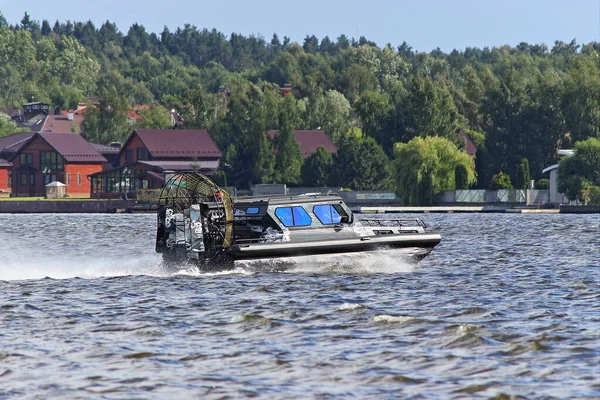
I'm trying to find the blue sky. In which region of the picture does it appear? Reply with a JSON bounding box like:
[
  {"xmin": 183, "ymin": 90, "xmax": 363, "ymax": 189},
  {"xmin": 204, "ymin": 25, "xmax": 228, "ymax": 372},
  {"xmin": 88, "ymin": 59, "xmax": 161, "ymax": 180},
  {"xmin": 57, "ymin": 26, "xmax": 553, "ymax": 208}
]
[{"xmin": 0, "ymin": 0, "xmax": 598, "ymax": 52}]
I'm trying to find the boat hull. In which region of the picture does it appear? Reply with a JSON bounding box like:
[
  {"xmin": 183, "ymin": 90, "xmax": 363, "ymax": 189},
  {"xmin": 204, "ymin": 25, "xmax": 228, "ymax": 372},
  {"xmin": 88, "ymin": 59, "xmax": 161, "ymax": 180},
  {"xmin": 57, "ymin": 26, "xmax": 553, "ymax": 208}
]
[{"xmin": 227, "ymin": 233, "xmax": 442, "ymax": 260}]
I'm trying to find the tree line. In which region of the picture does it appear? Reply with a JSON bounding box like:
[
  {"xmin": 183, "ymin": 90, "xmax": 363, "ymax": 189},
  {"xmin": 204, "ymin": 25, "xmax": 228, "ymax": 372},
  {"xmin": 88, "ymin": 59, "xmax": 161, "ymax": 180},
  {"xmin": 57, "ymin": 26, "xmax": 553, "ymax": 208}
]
[{"xmin": 0, "ymin": 11, "xmax": 598, "ymax": 203}]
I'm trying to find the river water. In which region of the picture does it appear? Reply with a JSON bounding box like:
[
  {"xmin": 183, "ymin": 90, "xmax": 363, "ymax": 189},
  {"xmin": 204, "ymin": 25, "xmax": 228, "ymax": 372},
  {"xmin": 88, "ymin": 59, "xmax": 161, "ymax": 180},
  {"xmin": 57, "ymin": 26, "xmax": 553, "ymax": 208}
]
[{"xmin": 0, "ymin": 212, "xmax": 598, "ymax": 399}]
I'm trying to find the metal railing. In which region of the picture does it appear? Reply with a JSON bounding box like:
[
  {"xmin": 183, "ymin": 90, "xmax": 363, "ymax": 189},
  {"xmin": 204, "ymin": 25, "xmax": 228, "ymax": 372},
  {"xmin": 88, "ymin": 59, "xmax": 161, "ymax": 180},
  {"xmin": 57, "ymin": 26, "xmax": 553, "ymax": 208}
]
[{"xmin": 358, "ymin": 218, "xmax": 427, "ymax": 228}]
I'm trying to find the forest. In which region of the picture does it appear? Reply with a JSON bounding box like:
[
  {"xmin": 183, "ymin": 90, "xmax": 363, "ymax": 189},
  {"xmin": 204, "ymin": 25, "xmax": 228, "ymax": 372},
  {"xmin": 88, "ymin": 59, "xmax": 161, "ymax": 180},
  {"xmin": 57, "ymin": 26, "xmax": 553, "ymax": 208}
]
[{"xmin": 0, "ymin": 11, "xmax": 599, "ymax": 204}]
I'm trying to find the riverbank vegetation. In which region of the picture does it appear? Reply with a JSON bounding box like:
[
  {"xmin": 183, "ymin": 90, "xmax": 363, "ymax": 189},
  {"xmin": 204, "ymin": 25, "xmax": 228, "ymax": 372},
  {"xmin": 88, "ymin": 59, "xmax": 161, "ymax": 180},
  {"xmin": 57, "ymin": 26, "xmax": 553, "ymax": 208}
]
[{"xmin": 0, "ymin": 12, "xmax": 599, "ymax": 203}]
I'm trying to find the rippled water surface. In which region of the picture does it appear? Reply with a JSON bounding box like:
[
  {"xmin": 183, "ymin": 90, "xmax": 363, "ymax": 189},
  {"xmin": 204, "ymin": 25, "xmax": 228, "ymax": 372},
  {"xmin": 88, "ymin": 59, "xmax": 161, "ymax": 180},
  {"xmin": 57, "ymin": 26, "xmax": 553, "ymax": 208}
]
[{"xmin": 0, "ymin": 212, "xmax": 598, "ymax": 399}]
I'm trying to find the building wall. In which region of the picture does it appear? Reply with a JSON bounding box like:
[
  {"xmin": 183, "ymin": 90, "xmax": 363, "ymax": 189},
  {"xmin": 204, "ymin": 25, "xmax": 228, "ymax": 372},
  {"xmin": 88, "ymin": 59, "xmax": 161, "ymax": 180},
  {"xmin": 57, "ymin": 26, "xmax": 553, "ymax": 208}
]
[
  {"xmin": 0, "ymin": 168, "xmax": 10, "ymax": 193},
  {"xmin": 119, "ymin": 133, "xmax": 145, "ymax": 165},
  {"xmin": 11, "ymin": 136, "xmax": 55, "ymax": 197},
  {"xmin": 64, "ymin": 164, "xmax": 104, "ymax": 196}
]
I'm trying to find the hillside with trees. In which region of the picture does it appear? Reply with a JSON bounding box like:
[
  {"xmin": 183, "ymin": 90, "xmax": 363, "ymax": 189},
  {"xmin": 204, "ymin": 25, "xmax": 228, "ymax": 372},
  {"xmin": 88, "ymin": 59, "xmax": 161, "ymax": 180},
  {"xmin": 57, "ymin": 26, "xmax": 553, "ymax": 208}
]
[{"xmin": 0, "ymin": 11, "xmax": 599, "ymax": 202}]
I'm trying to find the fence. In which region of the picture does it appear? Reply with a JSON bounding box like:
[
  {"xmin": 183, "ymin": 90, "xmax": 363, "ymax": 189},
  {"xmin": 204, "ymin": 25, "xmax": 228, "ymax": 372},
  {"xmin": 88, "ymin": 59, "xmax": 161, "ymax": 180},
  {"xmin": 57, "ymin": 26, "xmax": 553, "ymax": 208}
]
[{"xmin": 436, "ymin": 189, "xmax": 550, "ymax": 205}]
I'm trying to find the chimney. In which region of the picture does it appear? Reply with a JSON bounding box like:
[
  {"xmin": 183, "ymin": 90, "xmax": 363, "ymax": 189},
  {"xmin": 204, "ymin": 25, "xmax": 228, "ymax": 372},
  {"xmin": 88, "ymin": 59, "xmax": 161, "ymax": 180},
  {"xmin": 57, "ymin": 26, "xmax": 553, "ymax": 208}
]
[{"xmin": 67, "ymin": 112, "xmax": 74, "ymax": 121}]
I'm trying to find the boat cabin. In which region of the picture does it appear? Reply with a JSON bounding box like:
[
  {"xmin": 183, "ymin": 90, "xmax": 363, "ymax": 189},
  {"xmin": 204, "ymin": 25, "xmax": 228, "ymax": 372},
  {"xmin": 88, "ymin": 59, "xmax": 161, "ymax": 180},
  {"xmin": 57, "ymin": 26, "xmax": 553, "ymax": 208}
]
[{"xmin": 232, "ymin": 194, "xmax": 355, "ymax": 244}]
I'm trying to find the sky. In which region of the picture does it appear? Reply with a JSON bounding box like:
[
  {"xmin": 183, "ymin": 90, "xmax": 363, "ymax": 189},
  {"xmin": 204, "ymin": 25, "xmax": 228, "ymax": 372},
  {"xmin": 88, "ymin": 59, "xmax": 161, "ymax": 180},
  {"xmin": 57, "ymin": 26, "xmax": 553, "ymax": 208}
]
[{"xmin": 0, "ymin": 0, "xmax": 598, "ymax": 52}]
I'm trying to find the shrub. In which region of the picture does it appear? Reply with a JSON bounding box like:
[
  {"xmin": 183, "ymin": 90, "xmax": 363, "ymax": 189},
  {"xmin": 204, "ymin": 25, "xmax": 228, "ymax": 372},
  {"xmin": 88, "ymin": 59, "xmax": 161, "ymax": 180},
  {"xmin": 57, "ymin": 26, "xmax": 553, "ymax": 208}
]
[
  {"xmin": 490, "ymin": 171, "xmax": 513, "ymax": 189},
  {"xmin": 534, "ymin": 178, "xmax": 549, "ymax": 189}
]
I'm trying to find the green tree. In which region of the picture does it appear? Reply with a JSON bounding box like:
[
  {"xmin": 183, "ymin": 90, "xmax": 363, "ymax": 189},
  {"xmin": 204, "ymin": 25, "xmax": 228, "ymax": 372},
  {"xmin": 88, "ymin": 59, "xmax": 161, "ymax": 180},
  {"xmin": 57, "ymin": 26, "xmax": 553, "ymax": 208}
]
[
  {"xmin": 402, "ymin": 75, "xmax": 463, "ymax": 141},
  {"xmin": 490, "ymin": 172, "xmax": 513, "ymax": 190},
  {"xmin": 301, "ymin": 146, "xmax": 334, "ymax": 186},
  {"xmin": 455, "ymin": 164, "xmax": 469, "ymax": 189},
  {"xmin": 81, "ymin": 88, "xmax": 132, "ymax": 144},
  {"xmin": 354, "ymin": 90, "xmax": 393, "ymax": 150},
  {"xmin": 562, "ymin": 56, "xmax": 600, "ymax": 144},
  {"xmin": 515, "ymin": 158, "xmax": 531, "ymax": 189},
  {"xmin": 333, "ymin": 128, "xmax": 394, "ymax": 190},
  {"xmin": 394, "ymin": 136, "xmax": 476, "ymax": 205},
  {"xmin": 137, "ymin": 106, "xmax": 173, "ymax": 129},
  {"xmin": 558, "ymin": 138, "xmax": 600, "ymax": 201},
  {"xmin": 314, "ymin": 90, "xmax": 354, "ymax": 144},
  {"xmin": 273, "ymin": 98, "xmax": 303, "ymax": 185},
  {"xmin": 0, "ymin": 113, "xmax": 27, "ymax": 138},
  {"xmin": 53, "ymin": 36, "xmax": 100, "ymax": 94}
]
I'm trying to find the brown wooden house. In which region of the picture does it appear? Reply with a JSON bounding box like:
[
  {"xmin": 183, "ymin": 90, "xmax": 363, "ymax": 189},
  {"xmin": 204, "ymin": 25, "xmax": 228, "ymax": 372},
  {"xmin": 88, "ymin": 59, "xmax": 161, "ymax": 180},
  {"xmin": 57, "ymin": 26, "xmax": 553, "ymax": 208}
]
[
  {"xmin": 89, "ymin": 129, "xmax": 222, "ymax": 198},
  {"xmin": 9, "ymin": 132, "xmax": 106, "ymax": 197},
  {"xmin": 0, "ymin": 132, "xmax": 36, "ymax": 194}
]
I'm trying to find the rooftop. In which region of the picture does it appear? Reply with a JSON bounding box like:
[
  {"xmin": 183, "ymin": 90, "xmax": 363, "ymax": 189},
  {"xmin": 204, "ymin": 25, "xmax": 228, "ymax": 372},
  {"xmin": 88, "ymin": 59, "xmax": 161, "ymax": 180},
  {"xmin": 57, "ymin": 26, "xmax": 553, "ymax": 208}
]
[
  {"xmin": 267, "ymin": 130, "xmax": 337, "ymax": 158},
  {"xmin": 132, "ymin": 129, "xmax": 222, "ymax": 158},
  {"xmin": 37, "ymin": 132, "xmax": 107, "ymax": 163}
]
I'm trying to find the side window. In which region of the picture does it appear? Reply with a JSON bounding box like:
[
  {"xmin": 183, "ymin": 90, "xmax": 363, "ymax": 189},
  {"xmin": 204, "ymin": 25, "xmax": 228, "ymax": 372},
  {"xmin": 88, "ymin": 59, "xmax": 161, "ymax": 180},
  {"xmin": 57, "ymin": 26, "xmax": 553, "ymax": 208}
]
[
  {"xmin": 313, "ymin": 204, "xmax": 342, "ymax": 225},
  {"xmin": 292, "ymin": 206, "xmax": 311, "ymax": 226},
  {"xmin": 275, "ymin": 207, "xmax": 293, "ymax": 227},
  {"xmin": 246, "ymin": 207, "xmax": 259, "ymax": 214},
  {"xmin": 275, "ymin": 206, "xmax": 312, "ymax": 227}
]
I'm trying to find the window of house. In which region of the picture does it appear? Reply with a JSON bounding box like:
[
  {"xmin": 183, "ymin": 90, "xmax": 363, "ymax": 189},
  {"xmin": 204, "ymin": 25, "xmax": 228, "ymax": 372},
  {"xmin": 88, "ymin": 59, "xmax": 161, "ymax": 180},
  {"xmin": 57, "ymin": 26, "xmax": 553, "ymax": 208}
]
[
  {"xmin": 19, "ymin": 173, "xmax": 27, "ymax": 186},
  {"xmin": 275, "ymin": 206, "xmax": 312, "ymax": 227},
  {"xmin": 29, "ymin": 173, "xmax": 35, "ymax": 184},
  {"xmin": 77, "ymin": 173, "xmax": 82, "ymax": 186},
  {"xmin": 313, "ymin": 204, "xmax": 343, "ymax": 225},
  {"xmin": 137, "ymin": 148, "xmax": 148, "ymax": 161},
  {"xmin": 40, "ymin": 152, "xmax": 64, "ymax": 170},
  {"xmin": 125, "ymin": 150, "xmax": 133, "ymax": 162},
  {"xmin": 19, "ymin": 153, "xmax": 33, "ymax": 165},
  {"xmin": 65, "ymin": 173, "xmax": 71, "ymax": 185}
]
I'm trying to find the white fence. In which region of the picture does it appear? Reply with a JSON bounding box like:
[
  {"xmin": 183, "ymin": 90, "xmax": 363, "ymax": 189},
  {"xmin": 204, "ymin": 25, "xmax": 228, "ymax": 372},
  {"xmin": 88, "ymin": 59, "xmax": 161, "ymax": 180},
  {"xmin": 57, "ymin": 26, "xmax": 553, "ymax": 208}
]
[{"xmin": 436, "ymin": 190, "xmax": 550, "ymax": 205}]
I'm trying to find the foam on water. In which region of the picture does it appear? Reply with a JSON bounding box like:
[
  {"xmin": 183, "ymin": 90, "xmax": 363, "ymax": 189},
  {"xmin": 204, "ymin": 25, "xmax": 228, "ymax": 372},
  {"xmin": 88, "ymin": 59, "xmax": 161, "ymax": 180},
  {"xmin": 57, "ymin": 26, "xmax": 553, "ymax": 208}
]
[
  {"xmin": 237, "ymin": 249, "xmax": 420, "ymax": 274},
  {"xmin": 0, "ymin": 254, "xmax": 168, "ymax": 281}
]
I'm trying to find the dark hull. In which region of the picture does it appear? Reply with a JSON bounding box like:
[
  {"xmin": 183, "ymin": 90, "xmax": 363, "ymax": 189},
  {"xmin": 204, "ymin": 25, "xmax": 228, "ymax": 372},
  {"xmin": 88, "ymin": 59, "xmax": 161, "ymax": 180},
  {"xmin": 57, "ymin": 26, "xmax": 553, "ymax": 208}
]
[{"xmin": 227, "ymin": 233, "xmax": 442, "ymax": 260}]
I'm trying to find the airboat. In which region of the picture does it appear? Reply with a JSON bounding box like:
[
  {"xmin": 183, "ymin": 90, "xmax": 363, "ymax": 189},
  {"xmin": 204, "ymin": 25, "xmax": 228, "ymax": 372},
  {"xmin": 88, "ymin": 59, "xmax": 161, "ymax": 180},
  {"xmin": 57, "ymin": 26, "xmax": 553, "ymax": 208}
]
[{"xmin": 155, "ymin": 172, "xmax": 442, "ymax": 271}]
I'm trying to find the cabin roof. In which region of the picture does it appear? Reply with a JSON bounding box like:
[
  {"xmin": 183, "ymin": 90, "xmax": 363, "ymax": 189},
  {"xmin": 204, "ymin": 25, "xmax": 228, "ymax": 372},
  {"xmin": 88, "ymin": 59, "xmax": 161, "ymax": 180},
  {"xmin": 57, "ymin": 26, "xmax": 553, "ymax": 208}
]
[
  {"xmin": 0, "ymin": 131, "xmax": 36, "ymax": 154},
  {"xmin": 132, "ymin": 129, "xmax": 222, "ymax": 158},
  {"xmin": 235, "ymin": 194, "xmax": 343, "ymax": 206},
  {"xmin": 37, "ymin": 132, "xmax": 107, "ymax": 162}
]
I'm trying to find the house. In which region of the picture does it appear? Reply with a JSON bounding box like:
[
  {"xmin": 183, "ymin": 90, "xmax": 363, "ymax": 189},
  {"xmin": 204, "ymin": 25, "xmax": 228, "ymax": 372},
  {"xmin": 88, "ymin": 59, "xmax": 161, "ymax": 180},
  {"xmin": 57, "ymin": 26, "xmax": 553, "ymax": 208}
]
[
  {"xmin": 89, "ymin": 129, "xmax": 222, "ymax": 198},
  {"xmin": 1, "ymin": 102, "xmax": 51, "ymax": 132},
  {"xmin": 267, "ymin": 130, "xmax": 337, "ymax": 158},
  {"xmin": 0, "ymin": 131, "xmax": 36, "ymax": 194},
  {"xmin": 9, "ymin": 132, "xmax": 106, "ymax": 197},
  {"xmin": 41, "ymin": 113, "xmax": 85, "ymax": 133},
  {"xmin": 0, "ymin": 158, "xmax": 10, "ymax": 194},
  {"xmin": 89, "ymin": 142, "xmax": 122, "ymax": 167}
]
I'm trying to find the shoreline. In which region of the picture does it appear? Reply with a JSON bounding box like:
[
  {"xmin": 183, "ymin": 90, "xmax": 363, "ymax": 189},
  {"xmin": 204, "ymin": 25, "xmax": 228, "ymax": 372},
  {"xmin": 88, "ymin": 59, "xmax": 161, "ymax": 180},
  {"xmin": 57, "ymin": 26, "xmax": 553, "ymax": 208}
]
[{"xmin": 0, "ymin": 200, "xmax": 597, "ymax": 214}]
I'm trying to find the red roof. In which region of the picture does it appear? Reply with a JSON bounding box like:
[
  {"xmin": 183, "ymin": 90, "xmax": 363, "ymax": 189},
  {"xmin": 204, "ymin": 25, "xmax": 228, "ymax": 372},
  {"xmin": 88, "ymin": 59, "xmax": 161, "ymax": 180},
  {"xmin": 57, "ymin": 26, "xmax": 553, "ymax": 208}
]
[
  {"xmin": 267, "ymin": 130, "xmax": 337, "ymax": 158},
  {"xmin": 458, "ymin": 130, "xmax": 478, "ymax": 156},
  {"xmin": 132, "ymin": 129, "xmax": 222, "ymax": 158},
  {"xmin": 127, "ymin": 110, "xmax": 142, "ymax": 120},
  {"xmin": 0, "ymin": 131, "xmax": 36, "ymax": 156},
  {"xmin": 37, "ymin": 132, "xmax": 107, "ymax": 163}
]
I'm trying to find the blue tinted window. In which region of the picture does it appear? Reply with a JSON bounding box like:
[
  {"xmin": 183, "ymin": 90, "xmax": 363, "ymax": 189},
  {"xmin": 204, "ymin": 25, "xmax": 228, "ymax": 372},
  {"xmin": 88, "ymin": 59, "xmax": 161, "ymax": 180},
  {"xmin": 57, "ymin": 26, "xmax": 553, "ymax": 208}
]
[
  {"xmin": 275, "ymin": 206, "xmax": 312, "ymax": 227},
  {"xmin": 246, "ymin": 207, "xmax": 259, "ymax": 214},
  {"xmin": 275, "ymin": 207, "xmax": 294, "ymax": 227},
  {"xmin": 292, "ymin": 206, "xmax": 312, "ymax": 226},
  {"xmin": 313, "ymin": 204, "xmax": 342, "ymax": 224}
]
